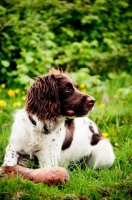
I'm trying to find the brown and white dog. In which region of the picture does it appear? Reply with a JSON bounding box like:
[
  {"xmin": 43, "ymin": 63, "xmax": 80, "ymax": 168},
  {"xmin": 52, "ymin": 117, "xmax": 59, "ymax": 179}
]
[{"xmin": 3, "ymin": 69, "xmax": 115, "ymax": 169}]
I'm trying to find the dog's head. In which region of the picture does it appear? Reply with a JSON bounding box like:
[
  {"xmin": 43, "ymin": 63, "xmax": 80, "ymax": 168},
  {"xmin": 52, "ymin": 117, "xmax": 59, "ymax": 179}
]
[{"xmin": 26, "ymin": 69, "xmax": 95, "ymax": 121}]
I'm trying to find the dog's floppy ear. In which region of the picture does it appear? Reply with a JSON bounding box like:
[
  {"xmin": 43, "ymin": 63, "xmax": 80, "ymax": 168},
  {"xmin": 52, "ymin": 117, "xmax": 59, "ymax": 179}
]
[{"xmin": 26, "ymin": 74, "xmax": 60, "ymax": 121}]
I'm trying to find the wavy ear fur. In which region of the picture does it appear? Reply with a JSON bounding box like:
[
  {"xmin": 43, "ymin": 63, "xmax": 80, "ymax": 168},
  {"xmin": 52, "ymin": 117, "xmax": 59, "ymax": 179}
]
[{"xmin": 26, "ymin": 74, "xmax": 60, "ymax": 121}]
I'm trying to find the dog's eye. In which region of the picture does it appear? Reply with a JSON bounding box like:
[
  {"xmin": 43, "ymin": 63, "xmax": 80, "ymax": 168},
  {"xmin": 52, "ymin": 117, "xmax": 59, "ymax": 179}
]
[{"xmin": 65, "ymin": 87, "xmax": 71, "ymax": 91}]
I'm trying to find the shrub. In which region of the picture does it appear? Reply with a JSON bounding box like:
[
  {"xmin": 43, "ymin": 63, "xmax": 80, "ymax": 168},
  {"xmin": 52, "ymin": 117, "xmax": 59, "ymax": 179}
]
[{"xmin": 0, "ymin": 0, "xmax": 132, "ymax": 86}]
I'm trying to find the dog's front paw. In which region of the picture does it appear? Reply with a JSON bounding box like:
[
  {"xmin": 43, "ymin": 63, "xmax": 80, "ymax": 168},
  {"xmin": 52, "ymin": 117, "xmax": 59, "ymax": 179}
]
[{"xmin": 3, "ymin": 150, "xmax": 19, "ymax": 166}]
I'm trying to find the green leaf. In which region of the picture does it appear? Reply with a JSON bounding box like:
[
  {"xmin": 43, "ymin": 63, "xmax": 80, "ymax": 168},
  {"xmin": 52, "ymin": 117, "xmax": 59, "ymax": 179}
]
[
  {"xmin": 1, "ymin": 60, "xmax": 10, "ymax": 68},
  {"xmin": 0, "ymin": 5, "xmax": 6, "ymax": 15}
]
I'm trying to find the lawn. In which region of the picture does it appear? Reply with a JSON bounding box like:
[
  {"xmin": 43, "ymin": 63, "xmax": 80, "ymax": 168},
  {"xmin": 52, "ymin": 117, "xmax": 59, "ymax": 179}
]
[{"xmin": 0, "ymin": 71, "xmax": 132, "ymax": 200}]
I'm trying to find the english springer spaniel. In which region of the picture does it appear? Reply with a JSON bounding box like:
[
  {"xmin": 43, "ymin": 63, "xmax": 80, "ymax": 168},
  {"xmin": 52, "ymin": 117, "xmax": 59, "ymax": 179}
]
[{"xmin": 3, "ymin": 69, "xmax": 115, "ymax": 169}]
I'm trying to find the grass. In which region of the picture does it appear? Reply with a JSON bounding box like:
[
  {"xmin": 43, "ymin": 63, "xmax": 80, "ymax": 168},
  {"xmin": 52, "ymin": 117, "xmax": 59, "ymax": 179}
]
[{"xmin": 0, "ymin": 72, "xmax": 132, "ymax": 200}]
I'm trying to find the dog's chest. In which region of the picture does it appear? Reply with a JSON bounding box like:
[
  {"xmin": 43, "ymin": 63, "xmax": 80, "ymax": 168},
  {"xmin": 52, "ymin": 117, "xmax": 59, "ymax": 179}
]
[{"xmin": 26, "ymin": 122, "xmax": 65, "ymax": 157}]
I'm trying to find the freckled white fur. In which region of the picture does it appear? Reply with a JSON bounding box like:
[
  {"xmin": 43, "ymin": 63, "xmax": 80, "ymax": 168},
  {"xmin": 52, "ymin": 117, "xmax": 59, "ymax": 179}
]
[{"xmin": 3, "ymin": 109, "xmax": 115, "ymax": 169}]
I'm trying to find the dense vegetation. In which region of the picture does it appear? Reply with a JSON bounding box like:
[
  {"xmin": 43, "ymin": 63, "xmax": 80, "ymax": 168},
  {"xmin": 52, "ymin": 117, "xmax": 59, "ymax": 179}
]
[
  {"xmin": 0, "ymin": 0, "xmax": 132, "ymax": 86},
  {"xmin": 0, "ymin": 0, "xmax": 132, "ymax": 199}
]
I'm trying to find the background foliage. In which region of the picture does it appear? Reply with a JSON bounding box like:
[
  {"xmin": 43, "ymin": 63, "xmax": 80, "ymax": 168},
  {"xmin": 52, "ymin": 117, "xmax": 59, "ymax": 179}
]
[{"xmin": 0, "ymin": 0, "xmax": 132, "ymax": 86}]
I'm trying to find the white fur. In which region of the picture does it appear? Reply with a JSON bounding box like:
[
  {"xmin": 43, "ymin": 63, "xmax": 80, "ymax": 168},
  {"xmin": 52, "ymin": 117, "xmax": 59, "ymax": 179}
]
[{"xmin": 3, "ymin": 109, "xmax": 115, "ymax": 169}]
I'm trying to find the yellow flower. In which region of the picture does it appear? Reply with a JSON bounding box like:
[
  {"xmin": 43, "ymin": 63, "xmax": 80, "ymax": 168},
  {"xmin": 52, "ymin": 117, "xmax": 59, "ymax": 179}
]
[
  {"xmin": 0, "ymin": 110, "xmax": 3, "ymax": 113},
  {"xmin": 99, "ymin": 103, "xmax": 105, "ymax": 108},
  {"xmin": 80, "ymin": 83, "xmax": 86, "ymax": 89},
  {"xmin": 0, "ymin": 100, "xmax": 6, "ymax": 107},
  {"xmin": 7, "ymin": 89, "xmax": 15, "ymax": 97},
  {"xmin": 12, "ymin": 102, "xmax": 21, "ymax": 108},
  {"xmin": 22, "ymin": 96, "xmax": 26, "ymax": 101},
  {"xmin": 1, "ymin": 84, "xmax": 6, "ymax": 88},
  {"xmin": 115, "ymin": 142, "xmax": 119, "ymax": 147},
  {"xmin": 102, "ymin": 132, "xmax": 109, "ymax": 138},
  {"xmin": 14, "ymin": 89, "xmax": 20, "ymax": 94}
]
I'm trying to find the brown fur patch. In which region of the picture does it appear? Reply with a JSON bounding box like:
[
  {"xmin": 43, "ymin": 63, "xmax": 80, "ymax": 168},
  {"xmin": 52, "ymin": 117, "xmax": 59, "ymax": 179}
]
[
  {"xmin": 91, "ymin": 134, "xmax": 102, "ymax": 145},
  {"xmin": 61, "ymin": 119, "xmax": 75, "ymax": 150},
  {"xmin": 89, "ymin": 125, "xmax": 102, "ymax": 146},
  {"xmin": 89, "ymin": 125, "xmax": 96, "ymax": 134}
]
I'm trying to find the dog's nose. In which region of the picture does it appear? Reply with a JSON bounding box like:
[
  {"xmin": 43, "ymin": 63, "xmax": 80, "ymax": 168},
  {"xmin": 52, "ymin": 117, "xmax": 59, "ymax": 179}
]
[{"xmin": 87, "ymin": 96, "xmax": 95, "ymax": 107}]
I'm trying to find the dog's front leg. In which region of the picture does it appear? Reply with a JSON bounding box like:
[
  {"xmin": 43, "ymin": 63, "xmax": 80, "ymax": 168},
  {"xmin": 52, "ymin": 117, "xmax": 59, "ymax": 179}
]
[
  {"xmin": 2, "ymin": 146, "xmax": 19, "ymax": 166},
  {"xmin": 35, "ymin": 148, "xmax": 60, "ymax": 168}
]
